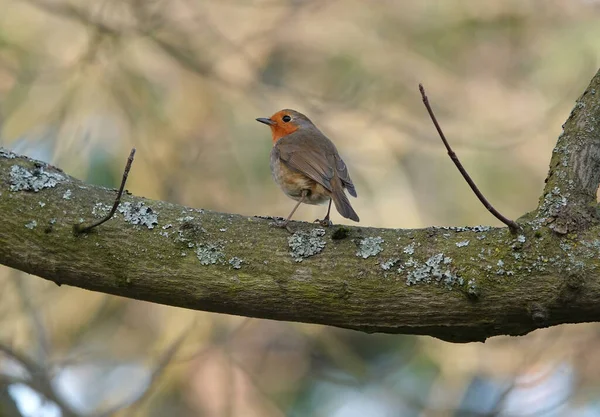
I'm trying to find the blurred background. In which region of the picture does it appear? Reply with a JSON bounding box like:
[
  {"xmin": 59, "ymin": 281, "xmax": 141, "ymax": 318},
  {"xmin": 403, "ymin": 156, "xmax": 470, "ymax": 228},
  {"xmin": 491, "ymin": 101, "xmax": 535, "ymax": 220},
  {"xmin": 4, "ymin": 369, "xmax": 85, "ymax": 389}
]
[{"xmin": 1, "ymin": 0, "xmax": 600, "ymax": 415}]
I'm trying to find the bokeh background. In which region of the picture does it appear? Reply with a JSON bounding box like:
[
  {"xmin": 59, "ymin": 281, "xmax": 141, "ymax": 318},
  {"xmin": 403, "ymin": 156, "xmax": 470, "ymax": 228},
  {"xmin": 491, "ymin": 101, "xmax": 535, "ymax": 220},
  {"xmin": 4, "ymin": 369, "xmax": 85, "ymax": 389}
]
[{"xmin": 2, "ymin": 0, "xmax": 600, "ymax": 416}]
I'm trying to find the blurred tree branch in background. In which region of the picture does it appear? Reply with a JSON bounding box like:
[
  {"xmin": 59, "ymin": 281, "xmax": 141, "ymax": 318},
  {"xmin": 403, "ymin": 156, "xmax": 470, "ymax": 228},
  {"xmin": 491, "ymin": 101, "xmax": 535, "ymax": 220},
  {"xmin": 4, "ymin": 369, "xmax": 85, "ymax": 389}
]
[
  {"xmin": 1, "ymin": 68, "xmax": 600, "ymax": 344},
  {"xmin": 0, "ymin": 343, "xmax": 79, "ymax": 417}
]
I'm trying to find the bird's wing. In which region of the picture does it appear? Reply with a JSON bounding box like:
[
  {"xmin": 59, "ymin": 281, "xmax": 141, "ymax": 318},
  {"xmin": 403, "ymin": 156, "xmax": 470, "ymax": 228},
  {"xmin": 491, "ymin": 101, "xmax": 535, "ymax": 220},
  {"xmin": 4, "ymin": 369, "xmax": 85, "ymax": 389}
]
[
  {"xmin": 275, "ymin": 133, "xmax": 335, "ymax": 192},
  {"xmin": 334, "ymin": 155, "xmax": 357, "ymax": 197}
]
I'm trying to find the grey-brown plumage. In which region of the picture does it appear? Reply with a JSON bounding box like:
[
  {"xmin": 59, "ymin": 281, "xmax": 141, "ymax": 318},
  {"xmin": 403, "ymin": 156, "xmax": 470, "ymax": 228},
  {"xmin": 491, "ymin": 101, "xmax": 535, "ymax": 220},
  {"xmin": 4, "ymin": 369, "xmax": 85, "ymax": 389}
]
[{"xmin": 257, "ymin": 109, "xmax": 359, "ymax": 226}]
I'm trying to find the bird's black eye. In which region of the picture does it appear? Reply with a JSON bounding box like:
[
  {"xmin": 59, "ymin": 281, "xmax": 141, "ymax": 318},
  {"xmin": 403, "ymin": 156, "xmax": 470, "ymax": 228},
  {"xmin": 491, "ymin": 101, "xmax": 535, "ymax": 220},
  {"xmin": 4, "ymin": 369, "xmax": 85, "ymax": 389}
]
[{"xmin": 282, "ymin": 115, "xmax": 292, "ymax": 123}]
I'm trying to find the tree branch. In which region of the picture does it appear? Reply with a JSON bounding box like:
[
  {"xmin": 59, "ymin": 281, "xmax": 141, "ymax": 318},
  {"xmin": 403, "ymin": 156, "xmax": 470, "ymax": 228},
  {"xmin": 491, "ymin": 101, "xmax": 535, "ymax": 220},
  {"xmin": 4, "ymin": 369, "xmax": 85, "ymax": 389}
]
[
  {"xmin": 538, "ymin": 72, "xmax": 600, "ymax": 234},
  {"xmin": 1, "ymin": 70, "xmax": 600, "ymax": 343}
]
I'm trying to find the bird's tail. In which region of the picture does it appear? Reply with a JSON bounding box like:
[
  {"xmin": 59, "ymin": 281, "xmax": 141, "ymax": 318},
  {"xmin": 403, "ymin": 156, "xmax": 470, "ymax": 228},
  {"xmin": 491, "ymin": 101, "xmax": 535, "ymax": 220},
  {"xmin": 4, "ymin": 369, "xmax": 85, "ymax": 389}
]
[{"xmin": 331, "ymin": 183, "xmax": 359, "ymax": 222}]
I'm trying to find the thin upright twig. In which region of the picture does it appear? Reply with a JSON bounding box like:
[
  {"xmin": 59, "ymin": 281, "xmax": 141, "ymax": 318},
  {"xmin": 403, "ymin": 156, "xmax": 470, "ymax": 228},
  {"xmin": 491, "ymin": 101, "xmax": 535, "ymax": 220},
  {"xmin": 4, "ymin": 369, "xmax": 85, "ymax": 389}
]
[
  {"xmin": 74, "ymin": 148, "xmax": 136, "ymax": 234},
  {"xmin": 419, "ymin": 84, "xmax": 520, "ymax": 233}
]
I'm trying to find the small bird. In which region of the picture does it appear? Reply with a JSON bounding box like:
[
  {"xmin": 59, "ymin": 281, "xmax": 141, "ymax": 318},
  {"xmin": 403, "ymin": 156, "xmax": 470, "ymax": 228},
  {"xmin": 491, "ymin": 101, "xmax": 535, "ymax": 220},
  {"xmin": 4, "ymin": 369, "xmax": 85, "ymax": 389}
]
[{"xmin": 256, "ymin": 109, "xmax": 359, "ymax": 229}]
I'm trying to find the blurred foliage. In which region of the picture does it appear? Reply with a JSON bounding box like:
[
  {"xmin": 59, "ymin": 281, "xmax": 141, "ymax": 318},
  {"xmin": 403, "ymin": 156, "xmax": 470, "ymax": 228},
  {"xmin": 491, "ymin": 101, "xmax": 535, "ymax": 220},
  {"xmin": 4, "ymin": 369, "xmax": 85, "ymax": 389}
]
[{"xmin": 2, "ymin": 0, "xmax": 600, "ymax": 416}]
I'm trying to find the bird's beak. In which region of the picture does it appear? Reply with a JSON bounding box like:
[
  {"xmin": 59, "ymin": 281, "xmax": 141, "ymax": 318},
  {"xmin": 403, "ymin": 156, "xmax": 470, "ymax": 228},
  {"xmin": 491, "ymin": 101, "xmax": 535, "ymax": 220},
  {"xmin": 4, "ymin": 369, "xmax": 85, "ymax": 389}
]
[{"xmin": 256, "ymin": 117, "xmax": 276, "ymax": 126}]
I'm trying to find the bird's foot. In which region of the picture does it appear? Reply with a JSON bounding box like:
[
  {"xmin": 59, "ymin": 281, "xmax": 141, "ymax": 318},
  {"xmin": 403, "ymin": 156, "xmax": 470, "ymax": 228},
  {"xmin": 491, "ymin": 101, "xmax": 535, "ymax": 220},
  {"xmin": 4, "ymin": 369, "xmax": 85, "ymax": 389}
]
[
  {"xmin": 314, "ymin": 218, "xmax": 333, "ymax": 227},
  {"xmin": 270, "ymin": 220, "xmax": 294, "ymax": 234}
]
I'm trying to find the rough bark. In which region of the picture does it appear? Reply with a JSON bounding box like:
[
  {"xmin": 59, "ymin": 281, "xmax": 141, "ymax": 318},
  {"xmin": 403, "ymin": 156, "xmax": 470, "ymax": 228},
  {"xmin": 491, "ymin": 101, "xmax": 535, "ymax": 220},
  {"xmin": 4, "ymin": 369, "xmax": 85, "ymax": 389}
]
[{"xmin": 1, "ymin": 70, "xmax": 600, "ymax": 343}]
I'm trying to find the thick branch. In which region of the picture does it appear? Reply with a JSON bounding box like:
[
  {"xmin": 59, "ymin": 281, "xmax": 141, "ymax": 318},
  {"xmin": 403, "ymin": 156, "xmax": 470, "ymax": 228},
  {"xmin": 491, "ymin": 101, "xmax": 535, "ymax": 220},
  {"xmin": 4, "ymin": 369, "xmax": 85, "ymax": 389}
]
[
  {"xmin": 538, "ymin": 69, "xmax": 600, "ymax": 233},
  {"xmin": 2, "ymin": 70, "xmax": 600, "ymax": 343}
]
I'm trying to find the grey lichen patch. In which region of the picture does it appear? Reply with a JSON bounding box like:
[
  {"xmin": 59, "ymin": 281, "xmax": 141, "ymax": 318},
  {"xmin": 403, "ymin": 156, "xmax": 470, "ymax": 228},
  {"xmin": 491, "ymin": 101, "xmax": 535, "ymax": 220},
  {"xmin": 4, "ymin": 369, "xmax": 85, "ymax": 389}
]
[
  {"xmin": 433, "ymin": 225, "xmax": 491, "ymax": 233},
  {"xmin": 118, "ymin": 202, "xmax": 158, "ymax": 229},
  {"xmin": 550, "ymin": 137, "xmax": 572, "ymax": 173},
  {"xmin": 466, "ymin": 279, "xmax": 478, "ymax": 299},
  {"xmin": 403, "ymin": 242, "xmax": 415, "ymax": 255},
  {"xmin": 540, "ymin": 186, "xmax": 568, "ymax": 218},
  {"xmin": 380, "ymin": 258, "xmax": 400, "ymax": 271},
  {"xmin": 511, "ymin": 233, "xmax": 527, "ymax": 250},
  {"xmin": 496, "ymin": 259, "xmax": 515, "ymax": 276},
  {"xmin": 195, "ymin": 242, "xmax": 225, "ymax": 265},
  {"xmin": 177, "ymin": 215, "xmax": 195, "ymax": 222},
  {"xmin": 554, "ymin": 239, "xmax": 587, "ymax": 274},
  {"xmin": 92, "ymin": 202, "xmax": 112, "ymax": 216},
  {"xmin": 356, "ymin": 236, "xmax": 384, "ymax": 259},
  {"xmin": 25, "ymin": 220, "xmax": 37, "ymax": 229},
  {"xmin": 9, "ymin": 164, "xmax": 64, "ymax": 192},
  {"xmin": 580, "ymin": 239, "xmax": 600, "ymax": 256},
  {"xmin": 0, "ymin": 148, "xmax": 16, "ymax": 159},
  {"xmin": 405, "ymin": 253, "xmax": 462, "ymax": 288},
  {"xmin": 288, "ymin": 228, "xmax": 326, "ymax": 262},
  {"xmin": 62, "ymin": 189, "xmax": 72, "ymax": 200},
  {"xmin": 539, "ymin": 185, "xmax": 572, "ymax": 234},
  {"xmin": 228, "ymin": 257, "xmax": 243, "ymax": 269}
]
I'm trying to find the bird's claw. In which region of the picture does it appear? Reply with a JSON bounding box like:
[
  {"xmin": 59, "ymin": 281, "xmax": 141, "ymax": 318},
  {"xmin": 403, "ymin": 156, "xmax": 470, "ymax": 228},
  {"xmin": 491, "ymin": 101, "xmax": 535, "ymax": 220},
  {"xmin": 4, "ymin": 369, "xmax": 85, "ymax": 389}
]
[
  {"xmin": 270, "ymin": 220, "xmax": 294, "ymax": 234},
  {"xmin": 314, "ymin": 218, "xmax": 333, "ymax": 227}
]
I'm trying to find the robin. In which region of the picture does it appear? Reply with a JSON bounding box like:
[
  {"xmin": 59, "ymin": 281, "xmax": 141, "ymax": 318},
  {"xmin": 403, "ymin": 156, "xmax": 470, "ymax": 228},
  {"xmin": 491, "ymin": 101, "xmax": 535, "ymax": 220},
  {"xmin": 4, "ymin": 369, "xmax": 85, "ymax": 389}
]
[{"xmin": 256, "ymin": 109, "xmax": 359, "ymax": 229}]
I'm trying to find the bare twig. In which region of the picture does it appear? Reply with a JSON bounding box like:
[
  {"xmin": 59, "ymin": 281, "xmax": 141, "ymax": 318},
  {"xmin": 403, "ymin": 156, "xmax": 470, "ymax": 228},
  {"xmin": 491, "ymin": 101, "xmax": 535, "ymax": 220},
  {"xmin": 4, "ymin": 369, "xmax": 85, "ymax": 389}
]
[
  {"xmin": 74, "ymin": 148, "xmax": 136, "ymax": 234},
  {"xmin": 419, "ymin": 84, "xmax": 520, "ymax": 233}
]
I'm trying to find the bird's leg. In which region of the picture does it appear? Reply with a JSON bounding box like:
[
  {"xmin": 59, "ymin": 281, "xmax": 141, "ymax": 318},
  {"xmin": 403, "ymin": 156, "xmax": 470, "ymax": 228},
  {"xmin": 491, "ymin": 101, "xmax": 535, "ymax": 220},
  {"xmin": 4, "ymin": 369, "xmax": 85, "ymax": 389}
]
[
  {"xmin": 314, "ymin": 199, "xmax": 333, "ymax": 227},
  {"xmin": 275, "ymin": 190, "xmax": 308, "ymax": 233}
]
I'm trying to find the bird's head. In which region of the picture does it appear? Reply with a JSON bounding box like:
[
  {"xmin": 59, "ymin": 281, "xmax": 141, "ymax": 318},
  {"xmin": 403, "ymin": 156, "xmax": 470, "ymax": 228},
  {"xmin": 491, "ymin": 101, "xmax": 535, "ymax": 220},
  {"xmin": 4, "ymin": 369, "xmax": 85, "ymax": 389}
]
[{"xmin": 256, "ymin": 109, "xmax": 315, "ymax": 143}]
